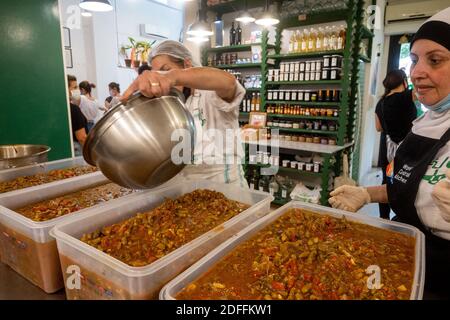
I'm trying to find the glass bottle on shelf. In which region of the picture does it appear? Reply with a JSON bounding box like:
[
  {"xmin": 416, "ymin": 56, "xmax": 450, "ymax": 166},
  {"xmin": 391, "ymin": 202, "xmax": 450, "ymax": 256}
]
[
  {"xmin": 280, "ymin": 180, "xmax": 289, "ymax": 201},
  {"xmin": 316, "ymin": 27, "xmax": 324, "ymax": 52},
  {"xmin": 329, "ymin": 25, "xmax": 338, "ymax": 50},
  {"xmin": 269, "ymin": 176, "xmax": 279, "ymax": 198},
  {"xmin": 308, "ymin": 28, "xmax": 316, "ymax": 52},
  {"xmin": 255, "ymin": 93, "xmax": 260, "ymax": 111},
  {"xmin": 301, "ymin": 29, "xmax": 308, "ymax": 53},
  {"xmin": 236, "ymin": 22, "xmax": 242, "ymax": 45},
  {"xmin": 294, "ymin": 30, "xmax": 301, "ymax": 53},
  {"xmin": 337, "ymin": 25, "xmax": 346, "ymax": 50},
  {"xmin": 249, "ymin": 168, "xmax": 259, "ymax": 190},
  {"xmin": 289, "ymin": 31, "xmax": 296, "ymax": 53},
  {"xmin": 258, "ymin": 174, "xmax": 269, "ymax": 193},
  {"xmin": 230, "ymin": 22, "xmax": 236, "ymax": 46},
  {"xmin": 323, "ymin": 26, "xmax": 330, "ymax": 51}
]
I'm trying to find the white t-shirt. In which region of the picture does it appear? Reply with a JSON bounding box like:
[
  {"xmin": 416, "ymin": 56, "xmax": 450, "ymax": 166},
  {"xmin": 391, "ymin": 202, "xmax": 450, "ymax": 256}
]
[
  {"xmin": 178, "ymin": 80, "xmax": 248, "ymax": 187},
  {"xmin": 79, "ymin": 95, "xmax": 102, "ymax": 122},
  {"xmin": 412, "ymin": 109, "xmax": 450, "ymax": 240}
]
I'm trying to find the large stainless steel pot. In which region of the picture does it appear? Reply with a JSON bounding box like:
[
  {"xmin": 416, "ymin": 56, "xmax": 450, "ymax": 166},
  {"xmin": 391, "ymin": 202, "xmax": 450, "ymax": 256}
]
[
  {"xmin": 83, "ymin": 90, "xmax": 195, "ymax": 189},
  {"xmin": 0, "ymin": 144, "xmax": 51, "ymax": 170}
]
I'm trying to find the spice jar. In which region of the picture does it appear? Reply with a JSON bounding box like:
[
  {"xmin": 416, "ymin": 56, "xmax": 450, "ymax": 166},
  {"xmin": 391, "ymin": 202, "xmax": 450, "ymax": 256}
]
[
  {"xmin": 299, "ymin": 72, "xmax": 305, "ymax": 81},
  {"xmin": 305, "ymin": 163, "xmax": 313, "ymax": 171},
  {"xmin": 327, "ymin": 109, "xmax": 334, "ymax": 117},
  {"xmin": 321, "ymin": 138, "xmax": 328, "ymax": 145},
  {"xmin": 328, "ymin": 138, "xmax": 337, "ymax": 145},
  {"xmin": 290, "ymin": 161, "xmax": 297, "ymax": 169},
  {"xmin": 291, "ymin": 90, "xmax": 298, "ymax": 101},
  {"xmin": 321, "ymin": 68, "xmax": 330, "ymax": 80},
  {"xmin": 299, "ymin": 136, "xmax": 306, "ymax": 142},
  {"xmin": 298, "ymin": 162, "xmax": 305, "ymax": 171},
  {"xmin": 321, "ymin": 124, "xmax": 328, "ymax": 131},
  {"xmin": 304, "ymin": 90, "xmax": 311, "ymax": 102},
  {"xmin": 329, "ymin": 124, "xmax": 336, "ymax": 131},
  {"xmin": 311, "ymin": 92, "xmax": 318, "ymax": 102},
  {"xmin": 282, "ymin": 160, "xmax": 290, "ymax": 168},
  {"xmin": 298, "ymin": 90, "xmax": 304, "ymax": 101},
  {"xmin": 331, "ymin": 55, "xmax": 343, "ymax": 68},
  {"xmin": 299, "ymin": 62, "xmax": 305, "ymax": 72},
  {"xmin": 323, "ymin": 55, "xmax": 331, "ymax": 68},
  {"xmin": 306, "ymin": 136, "xmax": 313, "ymax": 143},
  {"xmin": 305, "ymin": 72, "xmax": 311, "ymax": 82},
  {"xmin": 285, "ymin": 135, "xmax": 292, "ymax": 141},
  {"xmin": 291, "ymin": 135, "xmax": 299, "ymax": 142},
  {"xmin": 313, "ymin": 161, "xmax": 321, "ymax": 173},
  {"xmin": 293, "ymin": 122, "xmax": 300, "ymax": 129},
  {"xmin": 330, "ymin": 68, "xmax": 341, "ymax": 80},
  {"xmin": 313, "ymin": 136, "xmax": 321, "ymax": 144}
]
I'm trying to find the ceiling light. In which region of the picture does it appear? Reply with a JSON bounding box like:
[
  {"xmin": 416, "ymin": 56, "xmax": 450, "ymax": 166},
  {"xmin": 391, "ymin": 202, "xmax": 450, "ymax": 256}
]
[
  {"xmin": 187, "ymin": 36, "xmax": 209, "ymax": 43},
  {"xmin": 187, "ymin": 20, "xmax": 213, "ymax": 37},
  {"xmin": 236, "ymin": 11, "xmax": 255, "ymax": 23},
  {"xmin": 79, "ymin": 0, "xmax": 113, "ymax": 12},
  {"xmin": 81, "ymin": 10, "xmax": 92, "ymax": 17},
  {"xmin": 255, "ymin": 0, "xmax": 280, "ymax": 26}
]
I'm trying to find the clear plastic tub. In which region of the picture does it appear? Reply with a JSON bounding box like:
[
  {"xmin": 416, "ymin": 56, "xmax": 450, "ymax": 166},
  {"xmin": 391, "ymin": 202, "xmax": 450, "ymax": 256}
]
[
  {"xmin": 49, "ymin": 180, "xmax": 274, "ymax": 300},
  {"xmin": 0, "ymin": 173, "xmax": 135, "ymax": 293},
  {"xmin": 0, "ymin": 156, "xmax": 98, "ymax": 195},
  {"xmin": 160, "ymin": 201, "xmax": 425, "ymax": 300}
]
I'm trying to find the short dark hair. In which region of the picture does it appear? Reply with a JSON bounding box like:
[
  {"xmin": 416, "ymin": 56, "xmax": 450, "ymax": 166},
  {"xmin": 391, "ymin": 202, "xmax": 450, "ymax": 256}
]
[
  {"xmin": 382, "ymin": 69, "xmax": 407, "ymax": 98},
  {"xmin": 67, "ymin": 75, "xmax": 77, "ymax": 88},
  {"xmin": 108, "ymin": 82, "xmax": 120, "ymax": 93},
  {"xmin": 79, "ymin": 81, "xmax": 96, "ymax": 94}
]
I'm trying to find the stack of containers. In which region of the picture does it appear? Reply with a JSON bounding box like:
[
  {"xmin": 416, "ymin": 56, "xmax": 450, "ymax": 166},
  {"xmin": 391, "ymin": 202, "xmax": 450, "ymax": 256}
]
[
  {"xmin": 50, "ymin": 179, "xmax": 274, "ymax": 300},
  {"xmin": 0, "ymin": 157, "xmax": 132, "ymax": 293}
]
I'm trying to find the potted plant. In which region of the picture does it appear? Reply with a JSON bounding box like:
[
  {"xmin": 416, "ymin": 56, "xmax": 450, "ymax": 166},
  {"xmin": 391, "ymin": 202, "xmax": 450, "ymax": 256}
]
[
  {"xmin": 137, "ymin": 40, "xmax": 156, "ymax": 64},
  {"xmin": 128, "ymin": 37, "xmax": 141, "ymax": 68},
  {"xmin": 120, "ymin": 44, "xmax": 132, "ymax": 68}
]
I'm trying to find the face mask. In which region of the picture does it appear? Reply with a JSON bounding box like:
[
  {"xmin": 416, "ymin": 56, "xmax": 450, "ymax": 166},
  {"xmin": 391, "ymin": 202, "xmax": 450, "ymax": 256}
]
[
  {"xmin": 423, "ymin": 94, "xmax": 450, "ymax": 113},
  {"xmin": 71, "ymin": 89, "xmax": 81, "ymax": 100}
]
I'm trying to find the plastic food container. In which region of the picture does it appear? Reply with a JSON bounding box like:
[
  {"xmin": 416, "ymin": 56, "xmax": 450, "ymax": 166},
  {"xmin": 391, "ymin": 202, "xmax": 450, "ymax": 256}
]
[
  {"xmin": 0, "ymin": 173, "xmax": 131, "ymax": 293},
  {"xmin": 0, "ymin": 156, "xmax": 98, "ymax": 195},
  {"xmin": 49, "ymin": 180, "xmax": 273, "ymax": 300},
  {"xmin": 160, "ymin": 201, "xmax": 425, "ymax": 300}
]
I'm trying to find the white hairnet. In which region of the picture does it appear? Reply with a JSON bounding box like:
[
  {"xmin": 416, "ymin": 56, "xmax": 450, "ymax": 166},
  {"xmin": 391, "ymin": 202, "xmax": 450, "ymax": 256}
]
[{"xmin": 148, "ymin": 40, "xmax": 201, "ymax": 67}]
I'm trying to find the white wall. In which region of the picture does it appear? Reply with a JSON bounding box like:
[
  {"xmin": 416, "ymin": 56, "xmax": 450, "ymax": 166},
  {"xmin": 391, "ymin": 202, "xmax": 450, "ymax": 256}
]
[{"xmin": 60, "ymin": 0, "xmax": 184, "ymax": 102}]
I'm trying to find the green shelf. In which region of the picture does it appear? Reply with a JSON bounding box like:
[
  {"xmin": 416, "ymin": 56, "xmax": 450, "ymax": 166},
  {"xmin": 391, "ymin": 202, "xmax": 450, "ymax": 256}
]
[
  {"xmin": 268, "ymin": 126, "xmax": 339, "ymax": 135},
  {"xmin": 268, "ymin": 50, "xmax": 344, "ymax": 60},
  {"xmin": 358, "ymin": 54, "xmax": 371, "ymax": 63},
  {"xmin": 266, "ymin": 101, "xmax": 340, "ymax": 107},
  {"xmin": 272, "ymin": 198, "xmax": 290, "ymax": 206},
  {"xmin": 248, "ymin": 163, "xmax": 322, "ymax": 177},
  {"xmin": 361, "ymin": 26, "xmax": 374, "ymax": 39},
  {"xmin": 266, "ymin": 80, "xmax": 342, "ymax": 86},
  {"xmin": 246, "ymin": 88, "xmax": 262, "ymax": 92},
  {"xmin": 215, "ymin": 63, "xmax": 262, "ymax": 69},
  {"xmin": 207, "ymin": 43, "xmax": 276, "ymax": 53},
  {"xmin": 239, "ymin": 112, "xmax": 250, "ymax": 116},
  {"xmin": 268, "ymin": 114, "xmax": 339, "ymax": 121}
]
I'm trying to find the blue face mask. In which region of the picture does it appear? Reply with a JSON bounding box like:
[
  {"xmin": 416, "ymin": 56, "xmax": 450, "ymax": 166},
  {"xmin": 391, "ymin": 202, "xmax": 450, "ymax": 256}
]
[{"xmin": 423, "ymin": 94, "xmax": 450, "ymax": 113}]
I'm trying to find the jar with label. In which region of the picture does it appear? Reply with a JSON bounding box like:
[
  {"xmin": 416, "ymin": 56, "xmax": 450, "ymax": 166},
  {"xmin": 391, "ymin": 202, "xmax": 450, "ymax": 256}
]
[
  {"xmin": 315, "ymin": 71, "xmax": 321, "ymax": 81},
  {"xmin": 298, "ymin": 162, "xmax": 305, "ymax": 171},
  {"xmin": 299, "ymin": 62, "xmax": 305, "ymax": 72},
  {"xmin": 327, "ymin": 109, "xmax": 334, "ymax": 117},
  {"xmin": 330, "ymin": 68, "xmax": 341, "ymax": 80},
  {"xmin": 313, "ymin": 136, "xmax": 321, "ymax": 144},
  {"xmin": 290, "ymin": 161, "xmax": 297, "ymax": 169},
  {"xmin": 306, "ymin": 136, "xmax": 313, "ymax": 143},
  {"xmin": 279, "ymin": 90, "xmax": 285, "ymax": 100},
  {"xmin": 305, "ymin": 72, "xmax": 310, "ymax": 82},
  {"xmin": 299, "ymin": 72, "xmax": 305, "ymax": 82},
  {"xmin": 273, "ymin": 120, "xmax": 279, "ymax": 127},
  {"xmin": 285, "ymin": 91, "xmax": 291, "ymax": 101},
  {"xmin": 331, "ymin": 55, "xmax": 342, "ymax": 68},
  {"xmin": 299, "ymin": 121, "xmax": 305, "ymax": 129},
  {"xmin": 256, "ymin": 151, "xmax": 263, "ymax": 163},
  {"xmin": 321, "ymin": 68, "xmax": 330, "ymax": 80},
  {"xmin": 298, "ymin": 90, "xmax": 304, "ymax": 101},
  {"xmin": 305, "ymin": 61, "xmax": 311, "ymax": 72},
  {"xmin": 328, "ymin": 138, "xmax": 336, "ymax": 145},
  {"xmin": 268, "ymin": 90, "xmax": 273, "ymax": 100},
  {"xmin": 267, "ymin": 120, "xmax": 273, "ymax": 127},
  {"xmin": 281, "ymin": 183, "xmax": 289, "ymax": 200},
  {"xmin": 287, "ymin": 121, "xmax": 293, "ymax": 128},
  {"xmin": 304, "ymin": 90, "xmax": 311, "ymax": 102},
  {"xmin": 291, "ymin": 135, "xmax": 299, "ymax": 142},
  {"xmin": 313, "ymin": 162, "xmax": 321, "ymax": 173},
  {"xmin": 315, "ymin": 60, "xmax": 322, "ymax": 71},
  {"xmin": 282, "ymin": 160, "xmax": 290, "ymax": 168},
  {"xmin": 305, "ymin": 163, "xmax": 313, "ymax": 171},
  {"xmin": 249, "ymin": 154, "xmax": 257, "ymax": 164},
  {"xmin": 293, "ymin": 122, "xmax": 300, "ymax": 129},
  {"xmin": 269, "ymin": 177, "xmax": 279, "ymax": 197},
  {"xmin": 306, "ymin": 122, "xmax": 313, "ymax": 130},
  {"xmin": 299, "ymin": 136, "xmax": 306, "ymax": 142},
  {"xmin": 310, "ymin": 72, "xmax": 316, "ymax": 81},
  {"xmin": 320, "ymin": 109, "xmax": 328, "ymax": 117},
  {"xmin": 272, "ymin": 90, "xmax": 278, "ymax": 100},
  {"xmin": 313, "ymin": 121, "xmax": 320, "ymax": 130},
  {"xmin": 329, "ymin": 123, "xmax": 336, "ymax": 131},
  {"xmin": 321, "ymin": 123, "xmax": 328, "ymax": 131},
  {"xmin": 321, "ymin": 138, "xmax": 328, "ymax": 144},
  {"xmin": 285, "ymin": 135, "xmax": 292, "ymax": 141},
  {"xmin": 323, "ymin": 55, "xmax": 331, "ymax": 68},
  {"xmin": 311, "ymin": 92, "xmax": 318, "ymax": 102},
  {"xmin": 291, "ymin": 90, "xmax": 298, "ymax": 101},
  {"xmin": 311, "ymin": 61, "xmax": 316, "ymax": 72}
]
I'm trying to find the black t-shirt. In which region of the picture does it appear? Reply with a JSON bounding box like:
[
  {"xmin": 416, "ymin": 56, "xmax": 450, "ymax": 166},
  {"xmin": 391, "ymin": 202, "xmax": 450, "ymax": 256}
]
[
  {"xmin": 70, "ymin": 103, "xmax": 88, "ymax": 142},
  {"xmin": 375, "ymin": 89, "xmax": 417, "ymax": 144}
]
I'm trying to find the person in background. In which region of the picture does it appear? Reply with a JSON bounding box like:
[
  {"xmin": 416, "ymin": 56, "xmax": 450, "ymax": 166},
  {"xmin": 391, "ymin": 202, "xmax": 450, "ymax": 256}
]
[
  {"xmin": 104, "ymin": 82, "xmax": 121, "ymax": 111},
  {"xmin": 67, "ymin": 75, "xmax": 88, "ymax": 156},
  {"xmin": 374, "ymin": 69, "xmax": 417, "ymax": 219},
  {"xmin": 122, "ymin": 40, "xmax": 247, "ymax": 187},
  {"xmin": 329, "ymin": 7, "xmax": 450, "ymax": 298},
  {"xmin": 79, "ymin": 81, "xmax": 102, "ymax": 132}
]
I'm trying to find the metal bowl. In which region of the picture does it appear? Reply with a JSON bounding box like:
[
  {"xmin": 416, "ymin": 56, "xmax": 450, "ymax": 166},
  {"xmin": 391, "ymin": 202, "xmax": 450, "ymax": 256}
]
[
  {"xmin": 83, "ymin": 90, "xmax": 195, "ymax": 189},
  {"xmin": 0, "ymin": 144, "xmax": 51, "ymax": 170}
]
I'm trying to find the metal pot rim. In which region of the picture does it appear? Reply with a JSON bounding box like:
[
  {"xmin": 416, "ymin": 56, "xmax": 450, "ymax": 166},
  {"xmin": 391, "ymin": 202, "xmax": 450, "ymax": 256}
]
[{"xmin": 0, "ymin": 144, "xmax": 51, "ymax": 161}]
